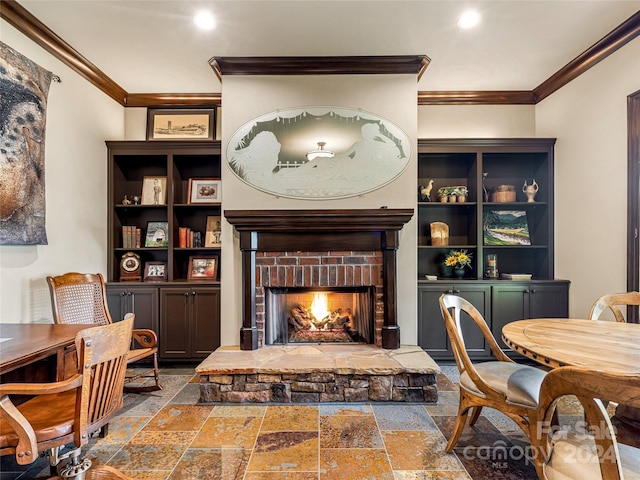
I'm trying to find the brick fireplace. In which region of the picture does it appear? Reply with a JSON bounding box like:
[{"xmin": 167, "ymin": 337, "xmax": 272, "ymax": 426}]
[{"xmin": 224, "ymin": 209, "xmax": 414, "ymax": 350}]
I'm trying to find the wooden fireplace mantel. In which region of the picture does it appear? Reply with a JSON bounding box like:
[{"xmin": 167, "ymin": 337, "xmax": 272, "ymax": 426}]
[{"xmin": 225, "ymin": 209, "xmax": 414, "ymax": 350}]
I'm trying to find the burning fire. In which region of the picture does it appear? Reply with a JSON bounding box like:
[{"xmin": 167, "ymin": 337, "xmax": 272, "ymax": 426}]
[{"xmin": 310, "ymin": 293, "xmax": 329, "ymax": 328}]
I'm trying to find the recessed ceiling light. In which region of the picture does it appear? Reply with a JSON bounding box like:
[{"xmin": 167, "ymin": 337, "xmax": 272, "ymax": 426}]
[
  {"xmin": 457, "ymin": 10, "xmax": 481, "ymax": 29},
  {"xmin": 193, "ymin": 10, "xmax": 216, "ymax": 31}
]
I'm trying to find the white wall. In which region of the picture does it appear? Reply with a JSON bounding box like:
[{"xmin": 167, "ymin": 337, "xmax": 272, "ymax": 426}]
[
  {"xmin": 219, "ymin": 75, "xmax": 419, "ymax": 345},
  {"xmin": 0, "ymin": 22, "xmax": 124, "ymax": 324},
  {"xmin": 536, "ymin": 36, "xmax": 640, "ymax": 318}
]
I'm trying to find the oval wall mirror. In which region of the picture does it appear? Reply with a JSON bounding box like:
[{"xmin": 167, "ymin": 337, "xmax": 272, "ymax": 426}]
[{"xmin": 226, "ymin": 106, "xmax": 411, "ymax": 200}]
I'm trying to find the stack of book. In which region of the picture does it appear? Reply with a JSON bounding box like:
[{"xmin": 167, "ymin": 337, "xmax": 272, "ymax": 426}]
[
  {"xmin": 501, "ymin": 273, "xmax": 532, "ymax": 280},
  {"xmin": 179, "ymin": 227, "xmax": 203, "ymax": 248},
  {"xmin": 122, "ymin": 226, "xmax": 141, "ymax": 248}
]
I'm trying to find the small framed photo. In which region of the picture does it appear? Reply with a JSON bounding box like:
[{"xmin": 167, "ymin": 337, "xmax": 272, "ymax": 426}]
[
  {"xmin": 147, "ymin": 108, "xmax": 215, "ymax": 141},
  {"xmin": 144, "ymin": 262, "xmax": 167, "ymax": 282},
  {"xmin": 188, "ymin": 178, "xmax": 221, "ymax": 204},
  {"xmin": 205, "ymin": 216, "xmax": 222, "ymax": 247},
  {"xmin": 141, "ymin": 176, "xmax": 167, "ymax": 205},
  {"xmin": 145, "ymin": 221, "xmax": 169, "ymax": 247},
  {"xmin": 188, "ymin": 256, "xmax": 218, "ymax": 281}
]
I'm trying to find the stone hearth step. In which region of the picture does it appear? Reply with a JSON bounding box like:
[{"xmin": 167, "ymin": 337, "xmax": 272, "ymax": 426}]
[{"xmin": 196, "ymin": 344, "xmax": 440, "ymax": 404}]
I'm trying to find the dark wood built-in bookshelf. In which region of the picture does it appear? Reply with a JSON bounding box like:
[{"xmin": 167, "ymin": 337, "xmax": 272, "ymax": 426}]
[{"xmin": 105, "ymin": 141, "xmax": 221, "ymax": 361}]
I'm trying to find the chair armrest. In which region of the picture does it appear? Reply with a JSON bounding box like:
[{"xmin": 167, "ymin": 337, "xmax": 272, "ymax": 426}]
[
  {"xmin": 0, "ymin": 374, "xmax": 81, "ymax": 465},
  {"xmin": 131, "ymin": 328, "xmax": 158, "ymax": 348},
  {"xmin": 0, "ymin": 395, "xmax": 38, "ymax": 464},
  {"xmin": 0, "ymin": 374, "xmax": 82, "ymax": 397}
]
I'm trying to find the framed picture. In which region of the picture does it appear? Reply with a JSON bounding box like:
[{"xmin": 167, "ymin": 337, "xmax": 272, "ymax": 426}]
[
  {"xmin": 141, "ymin": 176, "xmax": 167, "ymax": 205},
  {"xmin": 483, "ymin": 210, "xmax": 531, "ymax": 245},
  {"xmin": 147, "ymin": 108, "xmax": 215, "ymax": 141},
  {"xmin": 145, "ymin": 221, "xmax": 169, "ymax": 247},
  {"xmin": 205, "ymin": 216, "xmax": 222, "ymax": 247},
  {"xmin": 144, "ymin": 262, "xmax": 167, "ymax": 282},
  {"xmin": 188, "ymin": 178, "xmax": 221, "ymax": 204},
  {"xmin": 188, "ymin": 256, "xmax": 218, "ymax": 281}
]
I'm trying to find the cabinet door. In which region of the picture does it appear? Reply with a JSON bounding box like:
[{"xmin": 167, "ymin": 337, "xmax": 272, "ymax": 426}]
[
  {"xmin": 529, "ymin": 284, "xmax": 569, "ymax": 318},
  {"xmin": 492, "ymin": 282, "xmax": 569, "ymax": 355},
  {"xmin": 191, "ymin": 287, "xmax": 221, "ymax": 358},
  {"xmin": 106, "ymin": 286, "xmax": 130, "ymax": 323},
  {"xmin": 106, "ymin": 285, "xmax": 159, "ymax": 333},
  {"xmin": 491, "ymin": 284, "xmax": 530, "ymax": 351},
  {"xmin": 160, "ymin": 288, "xmax": 191, "ymax": 359},
  {"xmin": 418, "ymin": 284, "xmax": 491, "ymax": 361}
]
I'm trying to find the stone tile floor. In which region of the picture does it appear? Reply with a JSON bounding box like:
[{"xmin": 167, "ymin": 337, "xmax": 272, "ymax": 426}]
[{"xmin": 1, "ymin": 363, "xmax": 587, "ymax": 480}]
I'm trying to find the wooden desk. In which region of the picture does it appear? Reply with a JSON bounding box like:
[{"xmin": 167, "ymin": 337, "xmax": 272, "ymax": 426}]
[
  {"xmin": 502, "ymin": 318, "xmax": 640, "ymax": 447},
  {"xmin": 0, "ymin": 323, "xmax": 88, "ymax": 381}
]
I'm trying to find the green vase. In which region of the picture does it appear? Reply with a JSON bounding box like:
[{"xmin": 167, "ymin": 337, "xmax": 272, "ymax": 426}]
[{"xmin": 453, "ymin": 268, "xmax": 465, "ymax": 278}]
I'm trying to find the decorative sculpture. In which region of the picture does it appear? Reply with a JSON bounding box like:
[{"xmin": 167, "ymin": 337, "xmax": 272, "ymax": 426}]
[{"xmin": 523, "ymin": 179, "xmax": 539, "ymax": 203}]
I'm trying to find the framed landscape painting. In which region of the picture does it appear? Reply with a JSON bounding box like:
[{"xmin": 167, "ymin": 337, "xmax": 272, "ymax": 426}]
[{"xmin": 483, "ymin": 210, "xmax": 531, "ymax": 245}]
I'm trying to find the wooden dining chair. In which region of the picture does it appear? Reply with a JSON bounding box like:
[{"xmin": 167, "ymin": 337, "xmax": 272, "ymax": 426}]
[
  {"xmin": 0, "ymin": 316, "xmax": 135, "ymax": 474},
  {"xmin": 588, "ymin": 291, "xmax": 640, "ymax": 322},
  {"xmin": 47, "ymin": 272, "xmax": 162, "ymax": 393},
  {"xmin": 438, "ymin": 293, "xmax": 547, "ymax": 477},
  {"xmin": 535, "ymin": 366, "xmax": 640, "ymax": 479}
]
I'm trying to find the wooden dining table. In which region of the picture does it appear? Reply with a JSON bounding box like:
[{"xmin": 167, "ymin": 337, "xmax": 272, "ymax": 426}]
[{"xmin": 502, "ymin": 318, "xmax": 640, "ymax": 447}]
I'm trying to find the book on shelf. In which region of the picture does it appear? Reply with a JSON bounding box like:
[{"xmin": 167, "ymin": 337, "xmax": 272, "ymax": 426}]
[
  {"xmin": 135, "ymin": 228, "xmax": 141, "ymax": 248},
  {"xmin": 179, "ymin": 227, "xmax": 188, "ymax": 248},
  {"xmin": 122, "ymin": 225, "xmax": 137, "ymax": 248},
  {"xmin": 501, "ymin": 273, "xmax": 532, "ymax": 280}
]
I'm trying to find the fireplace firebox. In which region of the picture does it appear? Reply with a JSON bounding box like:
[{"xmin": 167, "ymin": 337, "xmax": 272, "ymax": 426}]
[{"xmin": 265, "ymin": 286, "xmax": 375, "ymax": 345}]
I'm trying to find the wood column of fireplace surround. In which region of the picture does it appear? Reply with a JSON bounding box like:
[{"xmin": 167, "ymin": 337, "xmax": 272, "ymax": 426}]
[{"xmin": 225, "ymin": 209, "xmax": 414, "ymax": 350}]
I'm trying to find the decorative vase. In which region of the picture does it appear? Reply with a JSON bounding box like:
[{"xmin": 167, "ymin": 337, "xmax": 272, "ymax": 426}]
[
  {"xmin": 453, "ymin": 267, "xmax": 465, "ymax": 278},
  {"xmin": 440, "ymin": 265, "xmax": 453, "ymax": 277},
  {"xmin": 457, "ymin": 195, "xmax": 466, "ymax": 203}
]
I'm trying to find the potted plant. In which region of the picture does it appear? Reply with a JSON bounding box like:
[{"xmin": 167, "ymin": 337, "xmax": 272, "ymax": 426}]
[
  {"xmin": 454, "ymin": 186, "xmax": 468, "ymax": 203},
  {"xmin": 438, "ymin": 187, "xmax": 455, "ymax": 203},
  {"xmin": 444, "ymin": 249, "xmax": 473, "ymax": 278}
]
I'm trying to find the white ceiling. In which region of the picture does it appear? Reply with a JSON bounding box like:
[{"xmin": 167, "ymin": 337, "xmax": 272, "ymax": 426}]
[{"xmin": 16, "ymin": 0, "xmax": 640, "ymax": 94}]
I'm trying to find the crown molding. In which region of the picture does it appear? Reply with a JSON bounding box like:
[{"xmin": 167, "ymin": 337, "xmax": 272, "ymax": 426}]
[
  {"xmin": 126, "ymin": 93, "xmax": 221, "ymax": 107},
  {"xmin": 209, "ymin": 55, "xmax": 430, "ymax": 80},
  {"xmin": 1, "ymin": 0, "xmax": 128, "ymax": 105},
  {"xmin": 418, "ymin": 91, "xmax": 536, "ymax": 106},
  {"xmin": 3, "ymin": 1, "xmax": 639, "ymax": 107}
]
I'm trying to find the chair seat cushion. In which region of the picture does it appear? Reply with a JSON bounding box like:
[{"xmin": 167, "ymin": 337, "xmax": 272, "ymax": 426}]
[
  {"xmin": 0, "ymin": 391, "xmax": 76, "ymax": 448},
  {"xmin": 126, "ymin": 347, "xmax": 156, "ymax": 364},
  {"xmin": 545, "ymin": 432, "xmax": 640, "ymax": 480},
  {"xmin": 459, "ymin": 361, "xmax": 546, "ymax": 408}
]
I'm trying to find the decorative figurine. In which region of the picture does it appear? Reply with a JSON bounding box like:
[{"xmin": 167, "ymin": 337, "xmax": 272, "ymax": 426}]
[
  {"xmin": 419, "ymin": 179, "xmax": 434, "ymax": 202},
  {"xmin": 122, "ymin": 195, "xmax": 132, "ymax": 205},
  {"xmin": 482, "ymin": 172, "xmax": 489, "ymax": 202},
  {"xmin": 523, "ymin": 179, "xmax": 539, "ymax": 202},
  {"xmin": 132, "ymin": 195, "xmax": 141, "ymax": 205}
]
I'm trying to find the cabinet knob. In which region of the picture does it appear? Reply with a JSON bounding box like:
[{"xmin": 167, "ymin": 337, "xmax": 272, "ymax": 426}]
[
  {"xmin": 120, "ymin": 292, "xmax": 126, "ymax": 297},
  {"xmin": 191, "ymin": 290, "xmax": 196, "ymax": 296},
  {"xmin": 447, "ymin": 289, "xmax": 454, "ymax": 294},
  {"xmin": 454, "ymin": 289, "xmax": 460, "ymax": 294},
  {"xmin": 128, "ymin": 291, "xmax": 133, "ymax": 296},
  {"xmin": 531, "ymin": 289, "xmax": 537, "ymax": 294},
  {"xmin": 184, "ymin": 292, "xmax": 189, "ymax": 297},
  {"xmin": 524, "ymin": 289, "xmax": 530, "ymax": 293}
]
